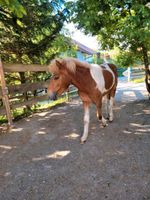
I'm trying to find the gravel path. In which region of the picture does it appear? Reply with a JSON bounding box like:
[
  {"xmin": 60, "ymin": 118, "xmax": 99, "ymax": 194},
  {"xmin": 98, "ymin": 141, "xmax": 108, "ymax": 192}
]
[{"xmin": 0, "ymin": 97, "xmax": 150, "ymax": 200}]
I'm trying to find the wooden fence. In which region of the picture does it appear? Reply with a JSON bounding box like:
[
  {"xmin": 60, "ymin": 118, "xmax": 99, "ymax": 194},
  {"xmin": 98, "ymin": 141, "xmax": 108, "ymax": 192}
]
[
  {"xmin": 131, "ymin": 67, "xmax": 145, "ymax": 80},
  {"xmin": 0, "ymin": 61, "xmax": 50, "ymax": 126},
  {"xmin": 0, "ymin": 61, "xmax": 78, "ymax": 127},
  {"xmin": 122, "ymin": 66, "xmax": 145, "ymax": 81}
]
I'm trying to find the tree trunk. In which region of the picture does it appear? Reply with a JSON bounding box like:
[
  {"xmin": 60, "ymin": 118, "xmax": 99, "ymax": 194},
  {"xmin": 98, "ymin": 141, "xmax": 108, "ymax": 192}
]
[{"xmin": 142, "ymin": 45, "xmax": 150, "ymax": 98}]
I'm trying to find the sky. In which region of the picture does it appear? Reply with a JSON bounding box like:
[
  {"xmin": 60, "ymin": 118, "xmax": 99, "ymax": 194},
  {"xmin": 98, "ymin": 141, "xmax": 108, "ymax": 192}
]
[{"xmin": 65, "ymin": 23, "xmax": 99, "ymax": 51}]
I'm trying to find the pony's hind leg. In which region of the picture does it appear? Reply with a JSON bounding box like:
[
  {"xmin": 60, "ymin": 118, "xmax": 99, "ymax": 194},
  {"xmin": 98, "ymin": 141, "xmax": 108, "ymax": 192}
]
[
  {"xmin": 104, "ymin": 94, "xmax": 110, "ymax": 120},
  {"xmin": 106, "ymin": 94, "xmax": 114, "ymax": 122},
  {"xmin": 96, "ymin": 99, "xmax": 107, "ymax": 127},
  {"xmin": 108, "ymin": 96, "xmax": 114, "ymax": 122},
  {"xmin": 106, "ymin": 86, "xmax": 117, "ymax": 122}
]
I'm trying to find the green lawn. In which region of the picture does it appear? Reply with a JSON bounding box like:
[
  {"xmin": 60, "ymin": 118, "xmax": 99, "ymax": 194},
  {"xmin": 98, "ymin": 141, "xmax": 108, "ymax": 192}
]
[{"xmin": 131, "ymin": 77, "xmax": 145, "ymax": 83}]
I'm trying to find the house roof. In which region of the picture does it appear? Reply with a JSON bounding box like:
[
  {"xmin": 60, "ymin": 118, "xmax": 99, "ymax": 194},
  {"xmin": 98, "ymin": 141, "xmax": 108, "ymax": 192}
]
[{"xmin": 72, "ymin": 39, "xmax": 96, "ymax": 55}]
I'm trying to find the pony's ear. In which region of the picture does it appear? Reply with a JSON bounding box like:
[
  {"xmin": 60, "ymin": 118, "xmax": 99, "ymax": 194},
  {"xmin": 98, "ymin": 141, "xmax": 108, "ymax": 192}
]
[{"xmin": 56, "ymin": 59, "xmax": 64, "ymax": 69}]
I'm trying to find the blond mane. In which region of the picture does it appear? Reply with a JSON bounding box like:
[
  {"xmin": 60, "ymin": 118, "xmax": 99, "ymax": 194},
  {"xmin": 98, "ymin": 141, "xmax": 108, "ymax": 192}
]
[{"xmin": 48, "ymin": 57, "xmax": 90, "ymax": 74}]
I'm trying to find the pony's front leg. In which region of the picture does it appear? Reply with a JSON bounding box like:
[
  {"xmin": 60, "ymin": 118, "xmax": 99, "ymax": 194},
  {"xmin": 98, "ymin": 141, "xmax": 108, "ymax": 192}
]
[{"xmin": 81, "ymin": 102, "xmax": 90, "ymax": 144}]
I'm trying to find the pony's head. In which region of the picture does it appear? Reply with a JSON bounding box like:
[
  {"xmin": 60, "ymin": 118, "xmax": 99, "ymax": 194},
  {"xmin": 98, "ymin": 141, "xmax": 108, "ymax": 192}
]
[{"xmin": 47, "ymin": 58, "xmax": 72, "ymax": 100}]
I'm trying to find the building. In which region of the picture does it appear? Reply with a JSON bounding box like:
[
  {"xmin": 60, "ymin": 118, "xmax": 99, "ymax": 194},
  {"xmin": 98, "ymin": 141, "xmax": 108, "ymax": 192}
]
[{"xmin": 72, "ymin": 39, "xmax": 97, "ymax": 63}]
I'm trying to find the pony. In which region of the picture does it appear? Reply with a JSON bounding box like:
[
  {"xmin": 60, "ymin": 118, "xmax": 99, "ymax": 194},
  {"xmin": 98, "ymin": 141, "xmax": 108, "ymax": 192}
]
[{"xmin": 47, "ymin": 57, "xmax": 118, "ymax": 143}]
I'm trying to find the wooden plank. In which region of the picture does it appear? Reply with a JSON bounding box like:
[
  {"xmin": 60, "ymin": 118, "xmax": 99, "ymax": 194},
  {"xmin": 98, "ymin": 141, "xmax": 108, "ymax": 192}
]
[
  {"xmin": 11, "ymin": 94, "xmax": 48, "ymax": 109},
  {"xmin": 0, "ymin": 60, "xmax": 13, "ymax": 125},
  {"xmin": 3, "ymin": 63, "xmax": 49, "ymax": 72},
  {"xmin": 1, "ymin": 94, "xmax": 48, "ymax": 115},
  {"xmin": 8, "ymin": 80, "xmax": 49, "ymax": 95}
]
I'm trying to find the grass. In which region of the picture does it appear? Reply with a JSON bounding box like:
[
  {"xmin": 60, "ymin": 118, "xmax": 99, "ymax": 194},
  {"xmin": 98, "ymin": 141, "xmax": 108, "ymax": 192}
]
[
  {"xmin": 131, "ymin": 77, "xmax": 145, "ymax": 83},
  {"xmin": 0, "ymin": 115, "xmax": 7, "ymax": 124}
]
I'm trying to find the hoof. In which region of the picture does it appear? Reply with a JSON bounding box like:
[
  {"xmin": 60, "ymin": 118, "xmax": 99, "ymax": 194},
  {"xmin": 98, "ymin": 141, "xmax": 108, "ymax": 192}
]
[
  {"xmin": 80, "ymin": 137, "xmax": 87, "ymax": 144},
  {"xmin": 101, "ymin": 123, "xmax": 108, "ymax": 128},
  {"xmin": 109, "ymin": 117, "xmax": 113, "ymax": 122},
  {"xmin": 106, "ymin": 117, "xmax": 113, "ymax": 122},
  {"xmin": 109, "ymin": 116, "xmax": 113, "ymax": 122}
]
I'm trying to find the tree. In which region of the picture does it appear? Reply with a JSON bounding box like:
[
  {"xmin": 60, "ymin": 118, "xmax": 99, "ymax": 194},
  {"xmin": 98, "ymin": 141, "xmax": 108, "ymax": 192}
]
[
  {"xmin": 67, "ymin": 0, "xmax": 150, "ymax": 94},
  {"xmin": 0, "ymin": 0, "xmax": 71, "ymax": 64},
  {"xmin": 0, "ymin": 0, "xmax": 26, "ymax": 18},
  {"xmin": 0, "ymin": 0, "xmax": 75, "ymax": 112}
]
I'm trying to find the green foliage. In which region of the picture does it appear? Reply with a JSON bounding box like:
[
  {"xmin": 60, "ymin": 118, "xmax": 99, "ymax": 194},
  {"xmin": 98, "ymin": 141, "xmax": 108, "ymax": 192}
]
[
  {"xmin": 0, "ymin": 0, "xmax": 71, "ymax": 64},
  {"xmin": 116, "ymin": 51, "xmax": 139, "ymax": 68},
  {"xmin": 67, "ymin": 0, "xmax": 150, "ymax": 61},
  {"xmin": 0, "ymin": 0, "xmax": 26, "ymax": 18}
]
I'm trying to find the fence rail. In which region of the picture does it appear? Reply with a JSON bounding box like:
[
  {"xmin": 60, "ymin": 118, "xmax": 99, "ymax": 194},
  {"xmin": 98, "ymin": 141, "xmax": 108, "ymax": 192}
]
[
  {"xmin": 6, "ymin": 81, "xmax": 49, "ymax": 96},
  {"xmin": 3, "ymin": 63, "xmax": 48, "ymax": 72}
]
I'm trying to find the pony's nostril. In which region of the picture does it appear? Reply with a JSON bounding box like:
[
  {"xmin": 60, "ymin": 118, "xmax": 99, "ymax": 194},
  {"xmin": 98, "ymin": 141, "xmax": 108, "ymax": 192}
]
[{"xmin": 49, "ymin": 92, "xmax": 57, "ymax": 101}]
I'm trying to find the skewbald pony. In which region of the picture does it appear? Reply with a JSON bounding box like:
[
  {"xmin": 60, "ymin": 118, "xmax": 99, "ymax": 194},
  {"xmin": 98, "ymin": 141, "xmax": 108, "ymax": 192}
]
[{"xmin": 47, "ymin": 56, "xmax": 118, "ymax": 143}]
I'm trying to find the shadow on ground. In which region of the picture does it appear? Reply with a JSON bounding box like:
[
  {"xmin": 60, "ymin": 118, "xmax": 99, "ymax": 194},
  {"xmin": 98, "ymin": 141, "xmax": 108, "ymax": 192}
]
[{"xmin": 0, "ymin": 99, "xmax": 150, "ymax": 200}]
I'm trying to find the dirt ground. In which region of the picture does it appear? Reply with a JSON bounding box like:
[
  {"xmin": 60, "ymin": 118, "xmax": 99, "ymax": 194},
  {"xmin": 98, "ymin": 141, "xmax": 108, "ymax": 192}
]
[{"xmin": 0, "ymin": 98, "xmax": 150, "ymax": 200}]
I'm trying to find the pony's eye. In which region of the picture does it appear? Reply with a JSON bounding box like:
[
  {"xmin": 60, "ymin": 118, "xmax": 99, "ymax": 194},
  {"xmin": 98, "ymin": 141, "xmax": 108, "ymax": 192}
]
[{"xmin": 54, "ymin": 75, "xmax": 59, "ymax": 80}]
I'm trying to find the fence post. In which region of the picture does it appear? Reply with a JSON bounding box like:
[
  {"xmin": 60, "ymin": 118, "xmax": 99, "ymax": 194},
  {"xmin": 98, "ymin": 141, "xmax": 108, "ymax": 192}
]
[
  {"xmin": 127, "ymin": 66, "xmax": 131, "ymax": 82},
  {"xmin": 0, "ymin": 59, "xmax": 13, "ymax": 126}
]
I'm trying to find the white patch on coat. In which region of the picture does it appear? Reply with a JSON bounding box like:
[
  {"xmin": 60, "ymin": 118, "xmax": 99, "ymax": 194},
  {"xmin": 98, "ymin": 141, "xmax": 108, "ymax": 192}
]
[
  {"xmin": 90, "ymin": 63, "xmax": 115, "ymax": 94},
  {"xmin": 90, "ymin": 64, "xmax": 106, "ymax": 93},
  {"xmin": 102, "ymin": 63, "xmax": 115, "ymax": 90}
]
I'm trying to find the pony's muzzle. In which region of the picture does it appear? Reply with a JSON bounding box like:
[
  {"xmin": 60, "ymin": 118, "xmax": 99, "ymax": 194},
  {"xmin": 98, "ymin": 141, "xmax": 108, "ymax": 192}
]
[{"xmin": 49, "ymin": 91, "xmax": 57, "ymax": 101}]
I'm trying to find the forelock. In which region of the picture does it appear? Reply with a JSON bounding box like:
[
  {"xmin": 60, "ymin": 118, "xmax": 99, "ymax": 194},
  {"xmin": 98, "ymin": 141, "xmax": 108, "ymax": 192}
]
[
  {"xmin": 48, "ymin": 59, "xmax": 61, "ymax": 74},
  {"xmin": 64, "ymin": 58, "xmax": 76, "ymax": 73}
]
